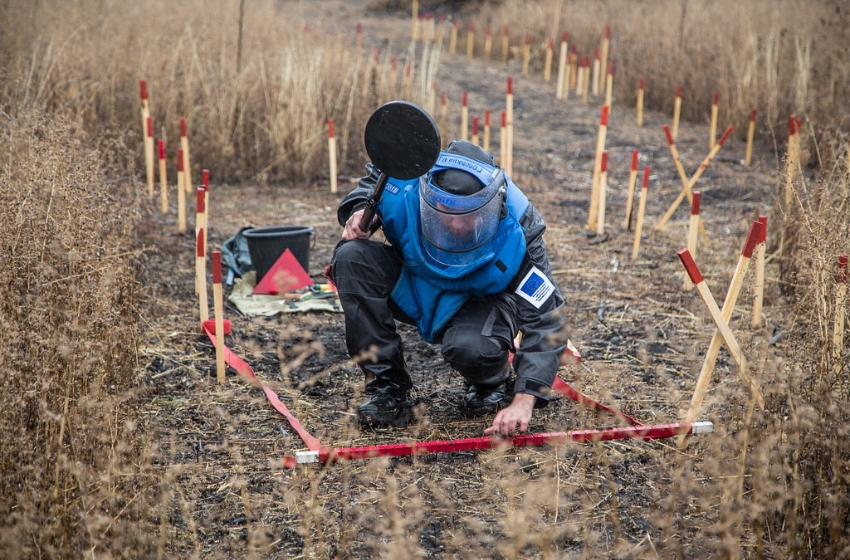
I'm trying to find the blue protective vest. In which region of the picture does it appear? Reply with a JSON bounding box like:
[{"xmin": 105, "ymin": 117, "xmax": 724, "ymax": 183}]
[{"xmin": 378, "ymin": 177, "xmax": 529, "ymax": 342}]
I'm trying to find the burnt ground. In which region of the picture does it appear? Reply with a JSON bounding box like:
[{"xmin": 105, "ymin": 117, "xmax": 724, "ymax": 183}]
[{"xmin": 134, "ymin": 1, "xmax": 790, "ymax": 557}]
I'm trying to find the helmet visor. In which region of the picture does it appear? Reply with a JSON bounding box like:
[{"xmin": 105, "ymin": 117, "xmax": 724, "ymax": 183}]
[{"xmin": 419, "ymin": 167, "xmax": 505, "ymax": 266}]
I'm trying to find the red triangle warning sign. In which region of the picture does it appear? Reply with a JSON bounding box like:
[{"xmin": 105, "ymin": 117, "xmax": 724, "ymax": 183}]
[{"xmin": 252, "ymin": 249, "xmax": 313, "ymax": 295}]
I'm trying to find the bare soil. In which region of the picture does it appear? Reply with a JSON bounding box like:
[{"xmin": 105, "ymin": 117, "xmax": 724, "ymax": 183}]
[{"xmin": 136, "ymin": 1, "xmax": 786, "ymax": 556}]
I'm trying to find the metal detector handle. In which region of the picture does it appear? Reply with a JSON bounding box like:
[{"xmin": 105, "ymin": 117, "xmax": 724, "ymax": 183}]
[{"xmin": 358, "ymin": 172, "xmax": 389, "ymax": 233}]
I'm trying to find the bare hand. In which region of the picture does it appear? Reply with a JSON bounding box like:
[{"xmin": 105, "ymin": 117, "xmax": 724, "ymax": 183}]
[
  {"xmin": 342, "ymin": 209, "xmax": 373, "ymax": 241},
  {"xmin": 484, "ymin": 393, "xmax": 536, "ymax": 436}
]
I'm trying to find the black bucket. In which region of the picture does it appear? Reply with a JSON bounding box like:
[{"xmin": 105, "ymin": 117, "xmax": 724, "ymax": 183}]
[{"xmin": 243, "ymin": 225, "xmax": 314, "ymax": 282}]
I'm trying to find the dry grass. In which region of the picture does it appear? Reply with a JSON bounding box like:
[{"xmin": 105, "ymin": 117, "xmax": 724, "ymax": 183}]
[{"xmin": 1, "ymin": 0, "xmax": 849, "ymax": 557}]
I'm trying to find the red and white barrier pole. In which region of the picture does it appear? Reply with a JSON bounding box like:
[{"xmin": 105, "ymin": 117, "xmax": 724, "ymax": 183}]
[
  {"xmin": 681, "ymin": 221, "xmax": 765, "ymax": 431},
  {"xmin": 328, "ymin": 119, "xmax": 338, "ymax": 194},
  {"xmin": 709, "ymin": 92, "xmax": 719, "ymax": 150},
  {"xmin": 751, "ymin": 215, "xmax": 767, "ymax": 326},
  {"xmin": 180, "ymin": 117, "xmax": 192, "ymax": 194},
  {"xmin": 483, "ymin": 109, "xmax": 491, "ymax": 152},
  {"xmin": 672, "ymin": 84, "xmax": 683, "ymax": 139},
  {"xmin": 556, "ymin": 32, "xmax": 568, "ymax": 99},
  {"xmin": 624, "ymin": 149, "xmax": 639, "ymax": 230},
  {"xmin": 631, "ymin": 166, "xmax": 650, "ymax": 260},
  {"xmin": 683, "ymin": 191, "xmax": 702, "ymax": 290},
  {"xmin": 292, "ymin": 421, "xmax": 713, "ymax": 465},
  {"xmin": 835, "ymin": 254, "xmax": 848, "ymax": 357},
  {"xmin": 588, "ymin": 104, "xmax": 609, "ymax": 231},
  {"xmin": 460, "ymin": 90, "xmax": 469, "ymax": 142},
  {"xmin": 636, "ymin": 76, "xmax": 644, "ymax": 126},
  {"xmin": 158, "ymin": 139, "xmax": 168, "ymax": 214},
  {"xmin": 177, "ymin": 147, "xmax": 186, "ymax": 233},
  {"xmin": 471, "ymin": 115, "xmax": 480, "ymax": 147},
  {"xmin": 745, "ymin": 108, "xmax": 756, "ymax": 166},
  {"xmin": 596, "ymin": 151, "xmax": 608, "ymax": 235},
  {"xmin": 544, "ymin": 37, "xmax": 554, "ymax": 82},
  {"xmin": 212, "ymin": 251, "xmax": 226, "ymax": 384}
]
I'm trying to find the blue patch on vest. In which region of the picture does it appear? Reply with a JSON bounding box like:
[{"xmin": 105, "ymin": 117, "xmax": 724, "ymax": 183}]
[{"xmin": 520, "ymin": 270, "xmax": 546, "ymax": 297}]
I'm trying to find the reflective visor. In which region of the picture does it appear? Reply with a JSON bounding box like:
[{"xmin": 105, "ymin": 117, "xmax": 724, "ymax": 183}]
[{"xmin": 419, "ymin": 154, "xmax": 506, "ymax": 266}]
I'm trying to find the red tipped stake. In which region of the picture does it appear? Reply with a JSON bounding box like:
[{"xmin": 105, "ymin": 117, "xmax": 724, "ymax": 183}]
[
  {"xmin": 691, "ymin": 191, "xmax": 701, "ymax": 215},
  {"xmin": 180, "ymin": 117, "xmax": 187, "ymax": 138},
  {"xmin": 196, "ymin": 228, "xmax": 208, "ymax": 325},
  {"xmin": 196, "ymin": 187, "xmax": 205, "ymax": 215},
  {"xmin": 158, "ymin": 139, "xmax": 165, "ymax": 160},
  {"xmin": 605, "ymin": 25, "xmax": 610, "ymax": 39},
  {"xmin": 328, "ymin": 119, "xmax": 338, "ymax": 193},
  {"xmin": 588, "ymin": 104, "xmax": 609, "ymax": 230},
  {"xmin": 158, "ymin": 139, "xmax": 168, "ymax": 213},
  {"xmin": 202, "ymin": 169, "xmax": 209, "ymax": 188},
  {"xmin": 211, "ymin": 251, "xmax": 226, "ymax": 383},
  {"xmin": 328, "ymin": 119, "xmax": 335, "ymax": 138},
  {"xmin": 638, "ymin": 77, "xmax": 644, "ymax": 89},
  {"xmin": 501, "ymin": 109, "xmax": 507, "ymax": 127},
  {"xmin": 176, "ymin": 147, "xmax": 186, "ymax": 232},
  {"xmin": 460, "ymin": 91, "xmax": 469, "ymax": 142},
  {"xmin": 146, "ymin": 116, "xmax": 153, "ymax": 138},
  {"xmin": 505, "ymin": 77, "xmax": 514, "ymax": 175},
  {"xmin": 838, "ymin": 255, "xmax": 849, "ymax": 284},
  {"xmin": 482, "ymin": 108, "xmax": 491, "ymax": 152},
  {"xmin": 562, "ymin": 31, "xmax": 569, "ymax": 42},
  {"xmin": 624, "ymin": 149, "xmax": 640, "ymax": 230},
  {"xmin": 462, "ymin": 91, "xmax": 468, "ymax": 106},
  {"xmin": 631, "ymin": 166, "xmax": 651, "ymax": 259},
  {"xmin": 548, "ymin": 37, "xmax": 554, "ymax": 48},
  {"xmin": 751, "ymin": 214, "xmax": 768, "ymax": 326},
  {"xmin": 683, "ymin": 191, "xmax": 702, "ymax": 289},
  {"xmin": 139, "ymin": 79, "xmax": 148, "ymax": 101},
  {"xmin": 835, "ymin": 254, "xmax": 849, "ymax": 357},
  {"xmin": 471, "ymin": 115, "xmax": 480, "ymax": 146}
]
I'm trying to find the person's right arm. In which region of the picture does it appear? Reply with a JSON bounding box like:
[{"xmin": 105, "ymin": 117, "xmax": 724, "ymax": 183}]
[{"xmin": 337, "ymin": 163, "xmax": 383, "ymax": 237}]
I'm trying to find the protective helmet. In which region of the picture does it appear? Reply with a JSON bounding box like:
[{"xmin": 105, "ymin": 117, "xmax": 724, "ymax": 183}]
[{"xmin": 419, "ymin": 140, "xmax": 506, "ymax": 266}]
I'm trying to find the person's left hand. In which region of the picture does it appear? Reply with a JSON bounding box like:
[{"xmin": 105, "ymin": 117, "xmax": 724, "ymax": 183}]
[{"xmin": 484, "ymin": 393, "xmax": 536, "ymax": 436}]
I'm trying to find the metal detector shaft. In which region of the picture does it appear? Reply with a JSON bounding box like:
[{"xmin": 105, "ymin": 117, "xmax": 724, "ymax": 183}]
[{"xmin": 358, "ymin": 172, "xmax": 389, "ymax": 232}]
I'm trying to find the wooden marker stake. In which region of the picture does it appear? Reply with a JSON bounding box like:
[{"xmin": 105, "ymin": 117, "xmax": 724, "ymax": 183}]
[
  {"xmin": 631, "ymin": 166, "xmax": 650, "ymax": 260},
  {"xmin": 505, "ymin": 77, "xmax": 514, "ymax": 177},
  {"xmin": 751, "ymin": 215, "xmax": 767, "ymax": 326},
  {"xmin": 501, "ymin": 25, "xmax": 510, "ymax": 64},
  {"xmin": 581, "ymin": 57, "xmax": 591, "ymax": 105},
  {"xmin": 544, "ymin": 37, "xmax": 554, "ymax": 82},
  {"xmin": 656, "ymin": 125, "xmax": 733, "ymax": 233},
  {"xmin": 574, "ymin": 57, "xmax": 585, "ymax": 99},
  {"xmin": 177, "ymin": 148, "xmax": 186, "ymax": 233},
  {"xmin": 556, "ymin": 33, "xmax": 568, "ymax": 99},
  {"xmin": 522, "ymin": 34, "xmax": 531, "ymax": 76},
  {"xmin": 744, "ymin": 108, "xmax": 756, "ymax": 166},
  {"xmin": 569, "ymin": 45, "xmax": 578, "ymax": 90},
  {"xmin": 449, "ymin": 20, "xmax": 458, "ymax": 54},
  {"xmin": 636, "ymin": 77, "xmax": 645, "ymax": 126},
  {"xmin": 683, "ymin": 191, "xmax": 702, "ymax": 290},
  {"xmin": 599, "ymin": 26, "xmax": 610, "ymax": 95},
  {"xmin": 591, "ymin": 48, "xmax": 601, "ymax": 96},
  {"xmin": 411, "ymin": 0, "xmax": 419, "ymax": 41},
  {"xmin": 672, "ymin": 85, "xmax": 683, "ymax": 139},
  {"xmin": 499, "ymin": 110, "xmax": 507, "ymax": 167},
  {"xmin": 484, "ymin": 27, "xmax": 493, "ymax": 61},
  {"xmin": 483, "ymin": 109, "xmax": 491, "ymax": 152},
  {"xmin": 140, "ymin": 81, "xmax": 154, "ymax": 196},
  {"xmin": 677, "ymin": 247, "xmax": 763, "ymax": 411},
  {"xmin": 158, "ymin": 139, "xmax": 168, "ymax": 214},
  {"xmin": 624, "ymin": 149, "xmax": 639, "ymax": 230},
  {"xmin": 835, "ymin": 255, "xmax": 848, "ymax": 358},
  {"xmin": 180, "ymin": 117, "xmax": 192, "ymax": 194},
  {"xmin": 328, "ymin": 119, "xmax": 338, "ymax": 194},
  {"xmin": 195, "ymin": 187, "xmax": 206, "ymax": 295},
  {"xmin": 471, "ymin": 115, "xmax": 480, "ymax": 146},
  {"xmin": 709, "ymin": 92, "xmax": 719, "ymax": 149},
  {"xmin": 679, "ymin": 222, "xmax": 766, "ymax": 434},
  {"xmin": 588, "ymin": 105, "xmax": 609, "ymax": 230},
  {"xmin": 596, "ymin": 151, "xmax": 608, "ymax": 235},
  {"xmin": 460, "ymin": 91, "xmax": 469, "ymax": 142},
  {"xmin": 212, "ymin": 251, "xmax": 226, "ymax": 384},
  {"xmin": 439, "ymin": 92, "xmax": 448, "ymax": 142},
  {"xmin": 197, "ymin": 228, "xmax": 209, "ymax": 325},
  {"xmin": 202, "ymin": 169, "xmax": 210, "ymax": 253},
  {"xmin": 466, "ymin": 23, "xmax": 475, "ymax": 59},
  {"xmin": 604, "ymin": 61, "xmax": 614, "ymax": 110}
]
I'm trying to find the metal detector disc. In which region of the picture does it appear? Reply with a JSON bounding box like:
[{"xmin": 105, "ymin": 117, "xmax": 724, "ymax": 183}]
[{"xmin": 363, "ymin": 101, "xmax": 441, "ymax": 181}]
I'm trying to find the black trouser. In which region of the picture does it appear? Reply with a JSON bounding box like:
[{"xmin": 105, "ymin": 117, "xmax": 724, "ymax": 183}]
[{"xmin": 329, "ymin": 239, "xmax": 517, "ymax": 391}]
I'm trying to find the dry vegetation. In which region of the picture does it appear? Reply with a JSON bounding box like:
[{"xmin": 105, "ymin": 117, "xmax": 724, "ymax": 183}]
[{"xmin": 1, "ymin": 0, "xmax": 849, "ymax": 558}]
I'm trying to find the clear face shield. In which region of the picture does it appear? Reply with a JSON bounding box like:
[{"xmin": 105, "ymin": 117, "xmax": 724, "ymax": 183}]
[{"xmin": 419, "ymin": 154, "xmax": 506, "ymax": 266}]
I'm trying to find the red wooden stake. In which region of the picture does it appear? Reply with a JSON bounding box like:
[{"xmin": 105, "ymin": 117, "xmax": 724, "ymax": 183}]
[
  {"xmin": 202, "ymin": 169, "xmax": 210, "ymax": 253},
  {"xmin": 591, "ymin": 47, "xmax": 601, "ymax": 96},
  {"xmin": 483, "ymin": 109, "xmax": 491, "ymax": 152},
  {"xmin": 158, "ymin": 139, "xmax": 168, "ymax": 214},
  {"xmin": 471, "ymin": 115, "xmax": 480, "ymax": 147},
  {"xmin": 501, "ymin": 25, "xmax": 510, "ymax": 64},
  {"xmin": 588, "ymin": 105, "xmax": 609, "ymax": 230},
  {"xmin": 683, "ymin": 191, "xmax": 702, "ymax": 289},
  {"xmin": 544, "ymin": 37, "xmax": 554, "ymax": 82},
  {"xmin": 752, "ymin": 215, "xmax": 768, "ymax": 326},
  {"xmin": 176, "ymin": 147, "xmax": 186, "ymax": 233},
  {"xmin": 145, "ymin": 115, "xmax": 154, "ymax": 196},
  {"xmin": 624, "ymin": 149, "xmax": 639, "ymax": 230},
  {"xmin": 605, "ymin": 61, "xmax": 614, "ymax": 110},
  {"xmin": 596, "ymin": 151, "xmax": 608, "ymax": 235},
  {"xmin": 505, "ymin": 77, "xmax": 514, "ymax": 176},
  {"xmin": 499, "ymin": 110, "xmax": 507, "ymax": 168},
  {"xmin": 197, "ymin": 227, "xmax": 208, "ymax": 325},
  {"xmin": 212, "ymin": 251, "xmax": 226, "ymax": 383},
  {"xmin": 461, "ymin": 91, "xmax": 469, "ymax": 142},
  {"xmin": 556, "ymin": 32, "xmax": 568, "ymax": 99}
]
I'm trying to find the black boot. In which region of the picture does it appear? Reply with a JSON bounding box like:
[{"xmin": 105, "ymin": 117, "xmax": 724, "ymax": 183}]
[
  {"xmin": 357, "ymin": 354, "xmax": 414, "ymax": 428},
  {"xmin": 459, "ymin": 363, "xmax": 513, "ymax": 417}
]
